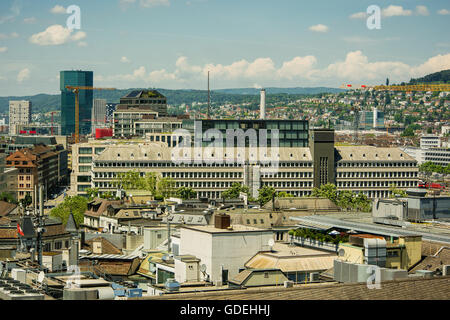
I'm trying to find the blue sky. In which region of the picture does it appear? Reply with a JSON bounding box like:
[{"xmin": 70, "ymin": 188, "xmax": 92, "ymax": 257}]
[{"xmin": 0, "ymin": 0, "xmax": 449, "ymax": 95}]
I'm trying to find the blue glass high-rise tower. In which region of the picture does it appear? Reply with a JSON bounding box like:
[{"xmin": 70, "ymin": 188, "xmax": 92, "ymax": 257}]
[{"xmin": 60, "ymin": 70, "xmax": 94, "ymax": 136}]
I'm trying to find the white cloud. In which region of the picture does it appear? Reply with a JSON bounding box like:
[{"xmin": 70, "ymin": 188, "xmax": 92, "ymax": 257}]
[
  {"xmin": 24, "ymin": 17, "xmax": 37, "ymax": 24},
  {"xmin": 94, "ymin": 52, "xmax": 450, "ymax": 88},
  {"xmin": 50, "ymin": 5, "xmax": 67, "ymax": 14},
  {"xmin": 29, "ymin": 25, "xmax": 87, "ymax": 46},
  {"xmin": 438, "ymin": 9, "xmax": 450, "ymax": 15},
  {"xmin": 416, "ymin": 5, "xmax": 429, "ymax": 16},
  {"xmin": 349, "ymin": 12, "xmax": 366, "ymax": 19},
  {"xmin": 77, "ymin": 41, "xmax": 88, "ymax": 47},
  {"xmin": 382, "ymin": 5, "xmax": 413, "ymax": 17},
  {"xmin": 276, "ymin": 56, "xmax": 317, "ymax": 80},
  {"xmin": 410, "ymin": 54, "xmax": 450, "ymax": 78},
  {"xmin": 71, "ymin": 31, "xmax": 87, "ymax": 41},
  {"xmin": 308, "ymin": 24, "xmax": 328, "ymax": 33},
  {"xmin": 121, "ymin": 56, "xmax": 131, "ymax": 63},
  {"xmin": 140, "ymin": 0, "xmax": 170, "ymax": 7},
  {"xmin": 17, "ymin": 68, "xmax": 30, "ymax": 83},
  {"xmin": 0, "ymin": 32, "xmax": 19, "ymax": 40},
  {"xmin": 0, "ymin": 47, "xmax": 8, "ymax": 53},
  {"xmin": 120, "ymin": 0, "xmax": 170, "ymax": 8}
]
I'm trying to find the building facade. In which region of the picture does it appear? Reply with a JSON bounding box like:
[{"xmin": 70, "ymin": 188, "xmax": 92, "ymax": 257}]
[
  {"xmin": 6, "ymin": 145, "xmax": 63, "ymax": 201},
  {"xmin": 9, "ymin": 100, "xmax": 32, "ymax": 135},
  {"xmin": 70, "ymin": 129, "xmax": 419, "ymax": 200},
  {"xmin": 92, "ymin": 99, "xmax": 107, "ymax": 134},
  {"xmin": 182, "ymin": 119, "xmax": 309, "ymax": 147},
  {"xmin": 420, "ymin": 135, "xmax": 441, "ymax": 149},
  {"xmin": 113, "ymin": 90, "xmax": 168, "ymax": 137},
  {"xmin": 60, "ymin": 70, "xmax": 94, "ymax": 136}
]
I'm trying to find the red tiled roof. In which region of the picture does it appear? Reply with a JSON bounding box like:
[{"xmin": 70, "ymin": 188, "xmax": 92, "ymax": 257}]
[
  {"xmin": 0, "ymin": 201, "xmax": 17, "ymax": 217},
  {"xmin": 138, "ymin": 276, "xmax": 450, "ymax": 300},
  {"xmin": 83, "ymin": 237, "xmax": 122, "ymax": 255}
]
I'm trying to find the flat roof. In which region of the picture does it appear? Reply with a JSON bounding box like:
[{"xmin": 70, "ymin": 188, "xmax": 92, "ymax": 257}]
[
  {"xmin": 290, "ymin": 213, "xmax": 450, "ymax": 244},
  {"xmin": 181, "ymin": 224, "xmax": 271, "ymax": 234}
]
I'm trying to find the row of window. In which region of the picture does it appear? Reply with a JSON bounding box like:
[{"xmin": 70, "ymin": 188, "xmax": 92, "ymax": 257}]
[
  {"xmin": 337, "ymin": 161, "xmax": 416, "ymax": 168},
  {"xmin": 261, "ymin": 171, "xmax": 313, "ymax": 178},
  {"xmin": 262, "ymin": 181, "xmax": 313, "ymax": 188},
  {"xmin": 92, "ymin": 161, "xmax": 313, "ymax": 168},
  {"xmin": 337, "ymin": 180, "xmax": 416, "ymax": 188},
  {"xmin": 337, "ymin": 171, "xmax": 418, "ymax": 178}
]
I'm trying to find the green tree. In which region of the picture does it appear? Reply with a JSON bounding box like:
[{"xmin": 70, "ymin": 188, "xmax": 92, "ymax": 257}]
[
  {"xmin": 143, "ymin": 172, "xmax": 158, "ymax": 195},
  {"xmin": 85, "ymin": 188, "xmax": 99, "ymax": 200},
  {"xmin": 277, "ymin": 191, "xmax": 294, "ymax": 198},
  {"xmin": 20, "ymin": 194, "xmax": 32, "ymax": 208},
  {"xmin": 176, "ymin": 186, "xmax": 197, "ymax": 200},
  {"xmin": 389, "ymin": 184, "xmax": 407, "ymax": 198},
  {"xmin": 157, "ymin": 177, "xmax": 176, "ymax": 199},
  {"xmin": 0, "ymin": 192, "xmax": 17, "ymax": 204},
  {"xmin": 311, "ymin": 183, "xmax": 339, "ymax": 204},
  {"xmin": 50, "ymin": 196, "xmax": 88, "ymax": 227},
  {"xmin": 222, "ymin": 183, "xmax": 251, "ymax": 200},
  {"xmin": 100, "ymin": 191, "xmax": 115, "ymax": 200},
  {"xmin": 257, "ymin": 186, "xmax": 276, "ymax": 206}
]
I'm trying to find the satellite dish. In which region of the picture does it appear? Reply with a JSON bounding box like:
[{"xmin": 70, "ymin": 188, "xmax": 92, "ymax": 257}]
[
  {"xmin": 200, "ymin": 264, "xmax": 207, "ymax": 273},
  {"xmin": 37, "ymin": 271, "xmax": 45, "ymax": 284},
  {"xmin": 268, "ymin": 239, "xmax": 275, "ymax": 247},
  {"xmin": 338, "ymin": 249, "xmax": 345, "ymax": 257}
]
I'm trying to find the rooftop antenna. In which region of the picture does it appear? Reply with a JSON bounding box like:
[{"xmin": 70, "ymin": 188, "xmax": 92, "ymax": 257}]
[{"xmin": 207, "ymin": 71, "xmax": 210, "ymax": 119}]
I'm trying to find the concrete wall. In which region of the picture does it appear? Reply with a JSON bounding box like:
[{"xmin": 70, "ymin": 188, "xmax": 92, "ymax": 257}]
[
  {"xmin": 143, "ymin": 228, "xmax": 168, "ymax": 251},
  {"xmin": 174, "ymin": 259, "xmax": 199, "ymax": 283},
  {"xmin": 242, "ymin": 271, "xmax": 288, "ymax": 287},
  {"xmin": 339, "ymin": 244, "xmax": 364, "ymax": 264},
  {"xmin": 180, "ymin": 228, "xmax": 273, "ymax": 283},
  {"xmin": 372, "ymin": 199, "xmax": 406, "ymax": 220}
]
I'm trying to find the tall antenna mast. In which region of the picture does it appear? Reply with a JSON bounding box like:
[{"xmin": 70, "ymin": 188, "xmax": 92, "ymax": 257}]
[{"xmin": 207, "ymin": 71, "xmax": 210, "ymax": 119}]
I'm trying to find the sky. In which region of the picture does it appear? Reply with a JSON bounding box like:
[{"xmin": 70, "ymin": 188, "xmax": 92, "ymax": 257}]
[{"xmin": 0, "ymin": 0, "xmax": 449, "ymax": 96}]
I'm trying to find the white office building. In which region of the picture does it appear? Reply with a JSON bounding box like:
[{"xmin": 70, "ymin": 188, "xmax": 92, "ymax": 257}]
[
  {"xmin": 9, "ymin": 100, "xmax": 32, "ymax": 135},
  {"xmin": 92, "ymin": 99, "xmax": 107, "ymax": 134}
]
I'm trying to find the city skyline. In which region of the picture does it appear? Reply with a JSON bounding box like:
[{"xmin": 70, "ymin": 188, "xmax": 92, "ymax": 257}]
[{"xmin": 0, "ymin": 0, "xmax": 449, "ymax": 96}]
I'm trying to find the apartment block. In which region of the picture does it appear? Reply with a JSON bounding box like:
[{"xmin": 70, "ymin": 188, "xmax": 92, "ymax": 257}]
[{"xmin": 6, "ymin": 145, "xmax": 62, "ymax": 201}]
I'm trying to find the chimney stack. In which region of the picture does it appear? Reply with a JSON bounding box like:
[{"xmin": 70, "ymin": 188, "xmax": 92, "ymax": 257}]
[{"xmin": 260, "ymin": 89, "xmax": 266, "ymax": 120}]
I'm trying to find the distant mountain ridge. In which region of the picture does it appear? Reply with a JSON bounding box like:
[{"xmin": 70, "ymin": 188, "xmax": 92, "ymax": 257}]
[
  {"xmin": 0, "ymin": 86, "xmax": 343, "ymax": 114},
  {"xmin": 213, "ymin": 87, "xmax": 344, "ymax": 95}
]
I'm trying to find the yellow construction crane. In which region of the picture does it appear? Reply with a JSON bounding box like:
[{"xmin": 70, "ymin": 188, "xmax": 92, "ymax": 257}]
[
  {"xmin": 65, "ymin": 86, "xmax": 116, "ymax": 143},
  {"xmin": 341, "ymin": 83, "xmax": 450, "ymax": 91}
]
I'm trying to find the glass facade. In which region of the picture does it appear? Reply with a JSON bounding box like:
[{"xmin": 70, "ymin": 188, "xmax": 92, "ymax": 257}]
[
  {"xmin": 60, "ymin": 71, "xmax": 94, "ymax": 136},
  {"xmin": 182, "ymin": 119, "xmax": 309, "ymax": 147}
]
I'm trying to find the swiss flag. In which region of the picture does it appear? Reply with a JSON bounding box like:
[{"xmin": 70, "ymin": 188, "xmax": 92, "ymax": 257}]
[{"xmin": 17, "ymin": 223, "xmax": 25, "ymax": 237}]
